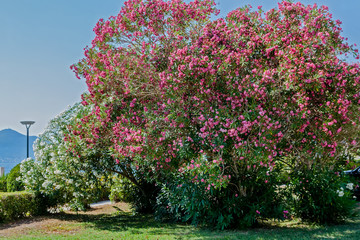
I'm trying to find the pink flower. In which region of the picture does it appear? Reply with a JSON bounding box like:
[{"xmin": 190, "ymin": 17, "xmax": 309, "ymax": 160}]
[{"xmin": 283, "ymin": 210, "xmax": 289, "ymax": 219}]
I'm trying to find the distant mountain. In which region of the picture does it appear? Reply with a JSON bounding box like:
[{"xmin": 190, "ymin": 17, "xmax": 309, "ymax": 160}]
[{"xmin": 0, "ymin": 129, "xmax": 37, "ymax": 174}]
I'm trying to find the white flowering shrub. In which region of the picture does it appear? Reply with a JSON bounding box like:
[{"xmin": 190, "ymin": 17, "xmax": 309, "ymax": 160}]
[{"xmin": 20, "ymin": 103, "xmax": 111, "ymax": 211}]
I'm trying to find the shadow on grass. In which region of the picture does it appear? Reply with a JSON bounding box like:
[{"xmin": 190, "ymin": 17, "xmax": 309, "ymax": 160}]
[
  {"xmin": 89, "ymin": 215, "xmax": 360, "ymax": 240},
  {"xmin": 47, "ymin": 209, "xmax": 195, "ymax": 238},
  {"xmin": 241, "ymin": 218, "xmax": 360, "ymax": 240},
  {"xmin": 7, "ymin": 206, "xmax": 359, "ymax": 239}
]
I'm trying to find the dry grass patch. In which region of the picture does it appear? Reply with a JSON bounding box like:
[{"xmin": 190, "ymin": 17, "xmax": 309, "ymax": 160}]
[{"xmin": 0, "ymin": 202, "xmax": 129, "ymax": 238}]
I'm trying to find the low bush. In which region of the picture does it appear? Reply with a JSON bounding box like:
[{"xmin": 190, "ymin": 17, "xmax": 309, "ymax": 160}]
[
  {"xmin": 0, "ymin": 191, "xmax": 45, "ymax": 222},
  {"xmin": 7, "ymin": 163, "xmax": 24, "ymax": 192},
  {"xmin": 155, "ymin": 164, "xmax": 287, "ymax": 229},
  {"xmin": 0, "ymin": 174, "xmax": 7, "ymax": 192},
  {"xmin": 290, "ymin": 166, "xmax": 358, "ymax": 224}
]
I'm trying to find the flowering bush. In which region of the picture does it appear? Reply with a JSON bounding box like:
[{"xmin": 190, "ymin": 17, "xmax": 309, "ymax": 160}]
[
  {"xmin": 20, "ymin": 103, "xmax": 111, "ymax": 211},
  {"xmin": 70, "ymin": 0, "xmax": 360, "ymax": 227},
  {"xmin": 290, "ymin": 165, "xmax": 358, "ymax": 224}
]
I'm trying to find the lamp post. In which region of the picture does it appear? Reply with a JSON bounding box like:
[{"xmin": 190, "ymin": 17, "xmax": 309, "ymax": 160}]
[{"xmin": 20, "ymin": 121, "xmax": 35, "ymax": 158}]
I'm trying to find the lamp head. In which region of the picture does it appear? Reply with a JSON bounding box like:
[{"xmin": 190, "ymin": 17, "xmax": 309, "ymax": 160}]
[{"xmin": 20, "ymin": 121, "xmax": 35, "ymax": 129}]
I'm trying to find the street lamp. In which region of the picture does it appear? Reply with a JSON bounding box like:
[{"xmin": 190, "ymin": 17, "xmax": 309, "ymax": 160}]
[{"xmin": 20, "ymin": 121, "xmax": 35, "ymax": 158}]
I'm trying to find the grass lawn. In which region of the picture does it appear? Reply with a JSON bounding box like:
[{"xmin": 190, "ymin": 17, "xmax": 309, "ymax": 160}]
[{"xmin": 1, "ymin": 202, "xmax": 360, "ymax": 239}]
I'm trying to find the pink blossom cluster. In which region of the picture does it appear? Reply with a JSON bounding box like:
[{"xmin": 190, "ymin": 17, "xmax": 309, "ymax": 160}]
[{"xmin": 70, "ymin": 0, "xmax": 360, "ymax": 194}]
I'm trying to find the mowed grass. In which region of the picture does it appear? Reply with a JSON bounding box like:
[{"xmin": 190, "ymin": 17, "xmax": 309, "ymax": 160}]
[{"xmin": 1, "ymin": 203, "xmax": 360, "ymax": 240}]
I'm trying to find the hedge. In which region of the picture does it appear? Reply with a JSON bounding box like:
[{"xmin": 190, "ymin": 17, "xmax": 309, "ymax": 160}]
[{"xmin": 0, "ymin": 191, "xmax": 45, "ymax": 222}]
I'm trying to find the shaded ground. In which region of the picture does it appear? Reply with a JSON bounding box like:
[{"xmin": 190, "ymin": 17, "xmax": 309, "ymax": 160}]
[
  {"xmin": 0, "ymin": 202, "xmax": 130, "ymax": 238},
  {"xmin": 1, "ymin": 202, "xmax": 360, "ymax": 239}
]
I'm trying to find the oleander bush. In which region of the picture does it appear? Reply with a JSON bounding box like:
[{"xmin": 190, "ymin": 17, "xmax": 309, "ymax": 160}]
[
  {"xmin": 155, "ymin": 156, "xmax": 287, "ymax": 229},
  {"xmin": 67, "ymin": 0, "xmax": 360, "ymax": 228},
  {"xmin": 290, "ymin": 164, "xmax": 358, "ymax": 224},
  {"xmin": 20, "ymin": 103, "xmax": 112, "ymax": 211},
  {"xmin": 19, "ymin": 0, "xmax": 360, "ymax": 228}
]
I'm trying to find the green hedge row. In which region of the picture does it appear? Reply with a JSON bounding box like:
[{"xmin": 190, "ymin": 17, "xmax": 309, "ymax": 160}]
[{"xmin": 0, "ymin": 191, "xmax": 45, "ymax": 222}]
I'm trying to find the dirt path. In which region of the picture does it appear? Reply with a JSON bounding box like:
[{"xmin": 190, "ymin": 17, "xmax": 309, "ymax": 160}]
[{"xmin": 0, "ymin": 202, "xmax": 130, "ymax": 238}]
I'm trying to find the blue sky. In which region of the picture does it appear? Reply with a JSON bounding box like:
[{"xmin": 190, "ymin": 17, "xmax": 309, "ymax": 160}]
[{"xmin": 0, "ymin": 0, "xmax": 359, "ymax": 136}]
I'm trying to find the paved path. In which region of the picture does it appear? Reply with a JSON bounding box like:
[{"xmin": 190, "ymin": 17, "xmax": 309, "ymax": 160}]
[{"xmin": 90, "ymin": 200, "xmax": 112, "ymax": 207}]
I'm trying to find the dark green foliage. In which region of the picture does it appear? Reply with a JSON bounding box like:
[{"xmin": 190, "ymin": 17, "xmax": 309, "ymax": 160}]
[
  {"xmin": 0, "ymin": 191, "xmax": 46, "ymax": 222},
  {"xmin": 95, "ymin": 184, "xmax": 111, "ymax": 202},
  {"xmin": 109, "ymin": 177, "xmax": 134, "ymax": 203},
  {"xmin": 7, "ymin": 163, "xmax": 24, "ymax": 192},
  {"xmin": 131, "ymin": 181, "xmax": 160, "ymax": 214},
  {"xmin": 290, "ymin": 165, "xmax": 358, "ymax": 224},
  {"xmin": 155, "ymin": 167, "xmax": 287, "ymax": 230},
  {"xmin": 33, "ymin": 191, "xmax": 63, "ymax": 214},
  {"xmin": 0, "ymin": 174, "xmax": 7, "ymax": 192},
  {"xmin": 110, "ymin": 176, "xmax": 159, "ymax": 214}
]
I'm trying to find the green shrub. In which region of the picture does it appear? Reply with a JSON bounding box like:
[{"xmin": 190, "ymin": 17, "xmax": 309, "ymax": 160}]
[
  {"xmin": 0, "ymin": 174, "xmax": 7, "ymax": 192},
  {"xmin": 131, "ymin": 181, "xmax": 159, "ymax": 214},
  {"xmin": 344, "ymin": 153, "xmax": 360, "ymax": 171},
  {"xmin": 290, "ymin": 166, "xmax": 358, "ymax": 224},
  {"xmin": 7, "ymin": 163, "xmax": 24, "ymax": 192},
  {"xmin": 94, "ymin": 176, "xmax": 111, "ymax": 202},
  {"xmin": 109, "ymin": 177, "xmax": 133, "ymax": 203},
  {"xmin": 0, "ymin": 191, "xmax": 45, "ymax": 222},
  {"xmin": 155, "ymin": 166, "xmax": 287, "ymax": 229},
  {"xmin": 110, "ymin": 176, "xmax": 159, "ymax": 214}
]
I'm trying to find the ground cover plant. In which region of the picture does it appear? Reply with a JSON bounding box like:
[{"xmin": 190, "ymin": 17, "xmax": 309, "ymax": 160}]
[{"xmin": 20, "ymin": 0, "xmax": 360, "ymax": 229}]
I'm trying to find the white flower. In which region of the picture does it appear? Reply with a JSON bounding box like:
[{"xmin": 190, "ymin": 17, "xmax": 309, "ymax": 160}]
[
  {"xmin": 336, "ymin": 189, "xmax": 344, "ymax": 197},
  {"xmin": 42, "ymin": 180, "xmax": 50, "ymax": 188},
  {"xmin": 346, "ymin": 183, "xmax": 354, "ymax": 190}
]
